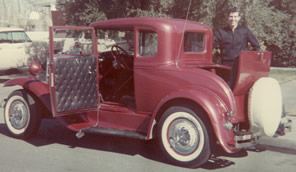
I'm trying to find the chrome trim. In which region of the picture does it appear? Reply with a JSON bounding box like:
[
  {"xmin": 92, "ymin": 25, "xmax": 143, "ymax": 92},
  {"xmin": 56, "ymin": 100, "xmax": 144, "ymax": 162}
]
[
  {"xmin": 227, "ymin": 110, "xmax": 234, "ymax": 118},
  {"xmin": 235, "ymin": 131, "xmax": 260, "ymax": 149},
  {"xmin": 148, "ymin": 119, "xmax": 156, "ymax": 140},
  {"xmin": 224, "ymin": 121, "xmax": 233, "ymax": 130},
  {"xmin": 51, "ymin": 73, "xmax": 54, "ymax": 87}
]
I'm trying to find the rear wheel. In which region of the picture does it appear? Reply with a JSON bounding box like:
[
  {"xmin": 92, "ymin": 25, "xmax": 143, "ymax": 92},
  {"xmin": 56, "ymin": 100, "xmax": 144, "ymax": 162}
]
[
  {"xmin": 4, "ymin": 90, "xmax": 41, "ymax": 139},
  {"xmin": 158, "ymin": 106, "xmax": 211, "ymax": 168}
]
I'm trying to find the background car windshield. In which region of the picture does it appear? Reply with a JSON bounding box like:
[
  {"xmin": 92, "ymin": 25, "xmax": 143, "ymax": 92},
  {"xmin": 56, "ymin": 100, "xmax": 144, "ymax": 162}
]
[
  {"xmin": 0, "ymin": 31, "xmax": 31, "ymax": 43},
  {"xmin": 96, "ymin": 29, "xmax": 134, "ymax": 53}
]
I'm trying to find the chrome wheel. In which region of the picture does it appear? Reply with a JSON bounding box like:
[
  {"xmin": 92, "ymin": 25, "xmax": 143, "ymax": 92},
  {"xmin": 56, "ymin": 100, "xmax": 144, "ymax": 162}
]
[
  {"xmin": 9, "ymin": 99, "xmax": 29, "ymax": 130},
  {"xmin": 168, "ymin": 117, "xmax": 201, "ymax": 156}
]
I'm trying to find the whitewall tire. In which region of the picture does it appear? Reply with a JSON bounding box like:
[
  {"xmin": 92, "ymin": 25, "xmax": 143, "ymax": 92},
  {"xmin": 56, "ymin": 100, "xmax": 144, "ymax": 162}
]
[
  {"xmin": 4, "ymin": 90, "xmax": 41, "ymax": 139},
  {"xmin": 158, "ymin": 106, "xmax": 211, "ymax": 168}
]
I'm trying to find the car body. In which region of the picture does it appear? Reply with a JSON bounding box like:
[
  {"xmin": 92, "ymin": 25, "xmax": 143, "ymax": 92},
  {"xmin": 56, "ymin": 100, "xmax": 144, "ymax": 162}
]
[
  {"xmin": 2, "ymin": 18, "xmax": 291, "ymax": 167},
  {"xmin": 0, "ymin": 27, "xmax": 32, "ymax": 69}
]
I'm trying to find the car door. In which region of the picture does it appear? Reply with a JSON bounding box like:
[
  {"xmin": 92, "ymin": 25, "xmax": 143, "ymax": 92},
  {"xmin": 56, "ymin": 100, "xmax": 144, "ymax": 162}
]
[
  {"xmin": 232, "ymin": 51, "xmax": 272, "ymax": 96},
  {"xmin": 49, "ymin": 26, "xmax": 99, "ymax": 117}
]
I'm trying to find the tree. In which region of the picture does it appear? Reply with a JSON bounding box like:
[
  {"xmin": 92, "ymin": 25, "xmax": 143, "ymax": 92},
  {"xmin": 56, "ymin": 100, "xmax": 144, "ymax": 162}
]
[
  {"xmin": 56, "ymin": 0, "xmax": 296, "ymax": 67},
  {"xmin": 56, "ymin": 0, "xmax": 154, "ymax": 25},
  {"xmin": 56, "ymin": 0, "xmax": 106, "ymax": 26},
  {"xmin": 268, "ymin": 0, "xmax": 296, "ymax": 66}
]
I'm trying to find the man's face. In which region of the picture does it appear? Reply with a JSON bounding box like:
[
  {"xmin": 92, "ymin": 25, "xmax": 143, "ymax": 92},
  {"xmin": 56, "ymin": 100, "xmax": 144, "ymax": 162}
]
[{"xmin": 228, "ymin": 12, "xmax": 240, "ymax": 29}]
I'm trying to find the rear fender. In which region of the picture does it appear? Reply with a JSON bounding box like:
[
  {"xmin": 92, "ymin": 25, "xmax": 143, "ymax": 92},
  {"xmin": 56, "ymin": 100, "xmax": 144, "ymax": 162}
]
[
  {"xmin": 148, "ymin": 88, "xmax": 238, "ymax": 153},
  {"xmin": 4, "ymin": 78, "xmax": 51, "ymax": 113}
]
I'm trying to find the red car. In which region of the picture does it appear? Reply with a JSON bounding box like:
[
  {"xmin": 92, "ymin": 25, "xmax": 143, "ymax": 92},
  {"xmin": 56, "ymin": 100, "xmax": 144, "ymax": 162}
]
[{"xmin": 2, "ymin": 18, "xmax": 291, "ymax": 168}]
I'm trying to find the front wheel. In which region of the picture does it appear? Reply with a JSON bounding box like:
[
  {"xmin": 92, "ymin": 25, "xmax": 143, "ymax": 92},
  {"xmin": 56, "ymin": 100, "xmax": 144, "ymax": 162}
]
[
  {"xmin": 158, "ymin": 106, "xmax": 211, "ymax": 168},
  {"xmin": 4, "ymin": 90, "xmax": 41, "ymax": 139}
]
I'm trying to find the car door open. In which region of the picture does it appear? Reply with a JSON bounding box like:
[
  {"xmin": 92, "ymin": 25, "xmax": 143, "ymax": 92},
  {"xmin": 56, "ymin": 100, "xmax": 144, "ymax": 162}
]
[{"xmin": 49, "ymin": 26, "xmax": 99, "ymax": 117}]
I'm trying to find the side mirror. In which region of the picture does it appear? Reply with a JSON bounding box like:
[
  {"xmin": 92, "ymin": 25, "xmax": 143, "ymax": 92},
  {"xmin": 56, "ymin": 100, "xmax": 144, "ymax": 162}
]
[{"xmin": 29, "ymin": 62, "xmax": 41, "ymax": 76}]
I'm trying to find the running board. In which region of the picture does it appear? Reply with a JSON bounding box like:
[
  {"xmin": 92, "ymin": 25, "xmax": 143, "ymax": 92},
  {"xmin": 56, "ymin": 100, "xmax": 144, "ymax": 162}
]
[{"xmin": 81, "ymin": 127, "xmax": 147, "ymax": 140}]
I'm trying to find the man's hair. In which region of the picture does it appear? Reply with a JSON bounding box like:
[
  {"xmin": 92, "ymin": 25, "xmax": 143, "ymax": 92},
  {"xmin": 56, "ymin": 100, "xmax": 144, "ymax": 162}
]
[{"xmin": 228, "ymin": 7, "xmax": 240, "ymax": 16}]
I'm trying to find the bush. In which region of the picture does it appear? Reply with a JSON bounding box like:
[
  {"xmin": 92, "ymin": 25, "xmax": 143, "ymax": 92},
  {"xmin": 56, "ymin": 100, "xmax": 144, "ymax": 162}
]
[
  {"xmin": 26, "ymin": 40, "xmax": 65, "ymax": 70},
  {"xmin": 26, "ymin": 41, "xmax": 49, "ymax": 69}
]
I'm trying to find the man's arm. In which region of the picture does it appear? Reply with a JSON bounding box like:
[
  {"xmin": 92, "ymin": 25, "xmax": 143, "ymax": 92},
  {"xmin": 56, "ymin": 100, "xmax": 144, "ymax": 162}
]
[{"xmin": 247, "ymin": 28, "xmax": 260, "ymax": 51}]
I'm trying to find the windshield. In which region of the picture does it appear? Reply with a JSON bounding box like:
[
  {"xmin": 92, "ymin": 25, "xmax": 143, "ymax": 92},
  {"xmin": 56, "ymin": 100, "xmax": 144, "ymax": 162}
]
[
  {"xmin": 53, "ymin": 29, "xmax": 93, "ymax": 55},
  {"xmin": 96, "ymin": 29, "xmax": 134, "ymax": 54},
  {"xmin": 0, "ymin": 31, "xmax": 31, "ymax": 43}
]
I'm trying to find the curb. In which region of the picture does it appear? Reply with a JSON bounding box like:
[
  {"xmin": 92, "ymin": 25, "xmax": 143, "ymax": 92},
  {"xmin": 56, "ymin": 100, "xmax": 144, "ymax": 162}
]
[{"xmin": 270, "ymin": 67, "xmax": 296, "ymax": 71}]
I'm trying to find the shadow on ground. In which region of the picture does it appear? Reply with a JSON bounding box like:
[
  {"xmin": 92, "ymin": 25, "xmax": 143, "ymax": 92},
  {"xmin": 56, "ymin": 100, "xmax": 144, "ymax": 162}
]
[
  {"xmin": 256, "ymin": 144, "xmax": 296, "ymax": 155},
  {"xmin": 0, "ymin": 79, "xmax": 9, "ymax": 83},
  {"xmin": 0, "ymin": 68, "xmax": 30, "ymax": 83},
  {"xmin": 0, "ymin": 68, "xmax": 28, "ymax": 76},
  {"xmin": 0, "ymin": 119, "xmax": 251, "ymax": 169},
  {"xmin": 200, "ymin": 146, "xmax": 249, "ymax": 169}
]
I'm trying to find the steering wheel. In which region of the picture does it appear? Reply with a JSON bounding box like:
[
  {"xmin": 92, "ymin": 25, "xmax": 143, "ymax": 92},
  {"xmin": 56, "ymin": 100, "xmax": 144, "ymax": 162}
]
[{"xmin": 111, "ymin": 45, "xmax": 133, "ymax": 69}]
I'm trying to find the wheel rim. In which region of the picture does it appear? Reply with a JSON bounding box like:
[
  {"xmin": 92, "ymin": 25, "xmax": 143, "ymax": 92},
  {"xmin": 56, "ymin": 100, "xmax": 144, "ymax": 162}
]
[
  {"xmin": 9, "ymin": 100, "xmax": 29, "ymax": 129},
  {"xmin": 161, "ymin": 112, "xmax": 205, "ymax": 162},
  {"xmin": 168, "ymin": 118, "xmax": 199, "ymax": 155}
]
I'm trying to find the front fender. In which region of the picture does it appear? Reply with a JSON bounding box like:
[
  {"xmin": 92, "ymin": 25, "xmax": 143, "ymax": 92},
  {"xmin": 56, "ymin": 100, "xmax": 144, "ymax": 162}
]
[
  {"xmin": 148, "ymin": 88, "xmax": 238, "ymax": 153},
  {"xmin": 4, "ymin": 77, "xmax": 51, "ymax": 113}
]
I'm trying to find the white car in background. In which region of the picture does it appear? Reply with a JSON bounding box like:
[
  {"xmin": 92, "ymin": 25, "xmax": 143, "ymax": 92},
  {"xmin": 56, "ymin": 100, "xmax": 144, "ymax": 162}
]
[{"xmin": 0, "ymin": 27, "xmax": 32, "ymax": 69}]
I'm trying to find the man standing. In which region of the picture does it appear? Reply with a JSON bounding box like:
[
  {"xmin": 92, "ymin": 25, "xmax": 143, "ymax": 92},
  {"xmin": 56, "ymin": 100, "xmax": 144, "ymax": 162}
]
[{"xmin": 214, "ymin": 7, "xmax": 260, "ymax": 66}]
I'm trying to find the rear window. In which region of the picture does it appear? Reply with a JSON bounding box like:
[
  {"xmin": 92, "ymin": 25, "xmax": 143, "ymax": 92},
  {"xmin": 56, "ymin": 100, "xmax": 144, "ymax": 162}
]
[{"xmin": 184, "ymin": 32, "xmax": 204, "ymax": 53}]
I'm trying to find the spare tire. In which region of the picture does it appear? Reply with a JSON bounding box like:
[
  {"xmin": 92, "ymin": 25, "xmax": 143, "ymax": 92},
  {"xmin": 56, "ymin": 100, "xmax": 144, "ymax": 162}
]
[{"xmin": 248, "ymin": 77, "xmax": 282, "ymax": 136}]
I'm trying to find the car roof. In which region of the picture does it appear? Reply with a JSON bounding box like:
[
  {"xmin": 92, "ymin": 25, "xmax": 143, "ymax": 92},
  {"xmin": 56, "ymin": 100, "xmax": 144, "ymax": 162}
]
[
  {"xmin": 0, "ymin": 27, "xmax": 25, "ymax": 32},
  {"xmin": 90, "ymin": 17, "xmax": 211, "ymax": 33}
]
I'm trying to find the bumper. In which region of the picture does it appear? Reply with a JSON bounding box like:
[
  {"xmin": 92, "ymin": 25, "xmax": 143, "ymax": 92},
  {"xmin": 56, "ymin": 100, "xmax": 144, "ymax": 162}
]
[
  {"xmin": 234, "ymin": 117, "xmax": 292, "ymax": 149},
  {"xmin": 235, "ymin": 131, "xmax": 260, "ymax": 149}
]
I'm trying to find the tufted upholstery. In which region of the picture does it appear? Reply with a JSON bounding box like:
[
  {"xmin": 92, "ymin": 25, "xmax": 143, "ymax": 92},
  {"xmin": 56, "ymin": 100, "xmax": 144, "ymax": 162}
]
[{"xmin": 54, "ymin": 55, "xmax": 98, "ymax": 112}]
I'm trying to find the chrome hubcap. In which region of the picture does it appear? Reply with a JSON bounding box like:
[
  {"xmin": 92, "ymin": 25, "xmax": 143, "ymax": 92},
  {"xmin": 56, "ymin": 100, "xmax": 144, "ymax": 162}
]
[
  {"xmin": 168, "ymin": 118, "xmax": 199, "ymax": 155},
  {"xmin": 9, "ymin": 100, "xmax": 29, "ymax": 129}
]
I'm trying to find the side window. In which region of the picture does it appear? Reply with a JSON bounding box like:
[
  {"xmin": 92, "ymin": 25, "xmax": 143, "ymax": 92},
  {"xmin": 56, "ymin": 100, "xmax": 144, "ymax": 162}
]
[
  {"xmin": 184, "ymin": 32, "xmax": 204, "ymax": 53},
  {"xmin": 139, "ymin": 30, "xmax": 158, "ymax": 57}
]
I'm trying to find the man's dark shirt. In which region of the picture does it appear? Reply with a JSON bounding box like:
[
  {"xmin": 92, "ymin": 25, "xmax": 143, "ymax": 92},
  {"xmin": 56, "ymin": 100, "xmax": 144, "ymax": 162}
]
[{"xmin": 214, "ymin": 25, "xmax": 260, "ymax": 62}]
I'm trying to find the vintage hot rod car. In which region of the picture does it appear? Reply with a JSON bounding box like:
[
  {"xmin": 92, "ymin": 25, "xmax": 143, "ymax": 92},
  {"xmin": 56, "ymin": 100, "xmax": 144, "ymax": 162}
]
[{"xmin": 2, "ymin": 18, "xmax": 291, "ymax": 167}]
